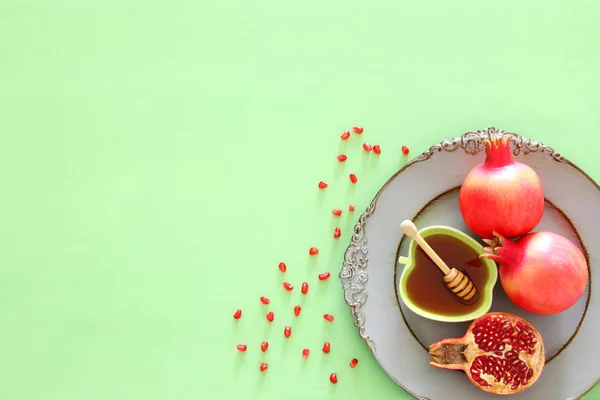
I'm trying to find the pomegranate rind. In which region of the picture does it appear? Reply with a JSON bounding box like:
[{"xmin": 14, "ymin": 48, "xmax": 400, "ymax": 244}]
[{"xmin": 429, "ymin": 312, "xmax": 545, "ymax": 395}]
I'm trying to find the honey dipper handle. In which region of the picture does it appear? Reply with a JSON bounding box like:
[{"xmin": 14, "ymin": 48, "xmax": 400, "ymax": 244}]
[{"xmin": 400, "ymin": 220, "xmax": 452, "ymax": 275}]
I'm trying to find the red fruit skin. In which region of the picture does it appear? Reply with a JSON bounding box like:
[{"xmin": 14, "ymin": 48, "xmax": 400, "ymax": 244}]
[
  {"xmin": 429, "ymin": 312, "xmax": 545, "ymax": 395},
  {"xmin": 459, "ymin": 135, "xmax": 544, "ymax": 239},
  {"xmin": 482, "ymin": 231, "xmax": 589, "ymax": 315}
]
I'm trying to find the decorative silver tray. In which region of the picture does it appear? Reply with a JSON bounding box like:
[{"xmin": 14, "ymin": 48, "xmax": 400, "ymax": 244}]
[{"xmin": 340, "ymin": 127, "xmax": 599, "ymax": 399}]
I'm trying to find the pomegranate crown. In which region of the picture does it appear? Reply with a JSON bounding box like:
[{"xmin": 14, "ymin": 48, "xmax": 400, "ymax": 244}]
[{"xmin": 483, "ymin": 134, "xmax": 514, "ymax": 168}]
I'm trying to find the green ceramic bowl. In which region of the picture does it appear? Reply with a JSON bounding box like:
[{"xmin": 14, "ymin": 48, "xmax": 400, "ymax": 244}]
[{"xmin": 398, "ymin": 225, "xmax": 498, "ymax": 323}]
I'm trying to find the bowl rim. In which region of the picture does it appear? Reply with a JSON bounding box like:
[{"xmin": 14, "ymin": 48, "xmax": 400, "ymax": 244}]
[{"xmin": 397, "ymin": 225, "xmax": 499, "ymax": 323}]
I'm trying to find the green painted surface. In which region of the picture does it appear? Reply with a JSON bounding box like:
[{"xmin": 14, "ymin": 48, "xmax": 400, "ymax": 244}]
[{"xmin": 0, "ymin": 0, "xmax": 598, "ymax": 399}]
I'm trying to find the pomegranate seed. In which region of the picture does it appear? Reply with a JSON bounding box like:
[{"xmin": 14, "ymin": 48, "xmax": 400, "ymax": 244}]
[
  {"xmin": 294, "ymin": 305, "xmax": 301, "ymax": 316},
  {"xmin": 283, "ymin": 282, "xmax": 294, "ymax": 291},
  {"xmin": 337, "ymin": 154, "xmax": 347, "ymax": 162},
  {"xmin": 363, "ymin": 143, "xmax": 372, "ymax": 152},
  {"xmin": 261, "ymin": 341, "xmax": 269, "ymax": 352},
  {"xmin": 340, "ymin": 130, "xmax": 350, "ymax": 140},
  {"xmin": 237, "ymin": 344, "xmax": 247, "ymax": 352},
  {"xmin": 260, "ymin": 362, "xmax": 268, "ymax": 372},
  {"xmin": 309, "ymin": 247, "xmax": 319, "ymax": 255},
  {"xmin": 266, "ymin": 311, "xmax": 274, "ymax": 322},
  {"xmin": 330, "ymin": 373, "xmax": 338, "ymax": 384},
  {"xmin": 318, "ymin": 181, "xmax": 328, "ymax": 189},
  {"xmin": 278, "ymin": 262, "xmax": 287, "ymax": 273},
  {"xmin": 284, "ymin": 326, "xmax": 291, "ymax": 338},
  {"xmin": 373, "ymin": 145, "xmax": 381, "ymax": 155},
  {"xmin": 318, "ymin": 272, "xmax": 331, "ymax": 280},
  {"xmin": 233, "ymin": 309, "xmax": 242, "ymax": 319},
  {"xmin": 332, "ymin": 209, "xmax": 342, "ymax": 216},
  {"xmin": 333, "ymin": 227, "xmax": 341, "ymax": 238},
  {"xmin": 350, "ymin": 358, "xmax": 358, "ymax": 368},
  {"xmin": 301, "ymin": 282, "xmax": 309, "ymax": 294},
  {"xmin": 349, "ymin": 204, "xmax": 355, "ymax": 211},
  {"xmin": 353, "ymin": 126, "xmax": 364, "ymax": 134},
  {"xmin": 260, "ymin": 296, "xmax": 270, "ymax": 305},
  {"xmin": 322, "ymin": 342, "xmax": 331, "ymax": 353},
  {"xmin": 402, "ymin": 145, "xmax": 409, "ymax": 155},
  {"xmin": 349, "ymin": 173, "xmax": 357, "ymax": 184},
  {"xmin": 324, "ymin": 314, "xmax": 334, "ymax": 322},
  {"xmin": 302, "ymin": 348, "xmax": 310, "ymax": 358}
]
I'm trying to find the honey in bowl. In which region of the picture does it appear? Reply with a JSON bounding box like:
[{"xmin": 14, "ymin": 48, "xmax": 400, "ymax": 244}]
[{"xmin": 405, "ymin": 233, "xmax": 489, "ymax": 316}]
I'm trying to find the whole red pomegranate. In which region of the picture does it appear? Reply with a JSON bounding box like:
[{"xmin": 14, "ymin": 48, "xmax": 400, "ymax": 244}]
[
  {"xmin": 459, "ymin": 135, "xmax": 544, "ymax": 239},
  {"xmin": 481, "ymin": 231, "xmax": 589, "ymax": 315},
  {"xmin": 429, "ymin": 312, "xmax": 545, "ymax": 395}
]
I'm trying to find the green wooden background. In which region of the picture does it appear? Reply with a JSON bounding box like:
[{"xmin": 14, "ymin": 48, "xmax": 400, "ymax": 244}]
[{"xmin": 1, "ymin": 1, "xmax": 598, "ymax": 399}]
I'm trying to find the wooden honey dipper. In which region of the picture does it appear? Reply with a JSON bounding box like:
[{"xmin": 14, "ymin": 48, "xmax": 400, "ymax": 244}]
[{"xmin": 401, "ymin": 220, "xmax": 478, "ymax": 303}]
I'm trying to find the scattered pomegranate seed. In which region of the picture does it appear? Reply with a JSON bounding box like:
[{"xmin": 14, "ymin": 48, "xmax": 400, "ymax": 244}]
[
  {"xmin": 318, "ymin": 181, "xmax": 328, "ymax": 189},
  {"xmin": 283, "ymin": 282, "xmax": 294, "ymax": 291},
  {"xmin": 233, "ymin": 309, "xmax": 242, "ymax": 319},
  {"xmin": 301, "ymin": 282, "xmax": 309, "ymax": 294},
  {"xmin": 330, "ymin": 373, "xmax": 338, "ymax": 383},
  {"xmin": 237, "ymin": 344, "xmax": 247, "ymax": 352},
  {"xmin": 363, "ymin": 143, "xmax": 372, "ymax": 152},
  {"xmin": 261, "ymin": 341, "xmax": 269, "ymax": 352},
  {"xmin": 322, "ymin": 342, "xmax": 331, "ymax": 353},
  {"xmin": 309, "ymin": 247, "xmax": 319, "ymax": 255},
  {"xmin": 337, "ymin": 154, "xmax": 347, "ymax": 162},
  {"xmin": 260, "ymin": 296, "xmax": 270, "ymax": 305},
  {"xmin": 332, "ymin": 209, "xmax": 342, "ymax": 216},
  {"xmin": 349, "ymin": 173, "xmax": 357, "ymax": 184},
  {"xmin": 318, "ymin": 272, "xmax": 331, "ymax": 280},
  {"xmin": 333, "ymin": 227, "xmax": 341, "ymax": 238},
  {"xmin": 284, "ymin": 326, "xmax": 291, "ymax": 338},
  {"xmin": 349, "ymin": 204, "xmax": 355, "ymax": 211},
  {"xmin": 266, "ymin": 311, "xmax": 274, "ymax": 322},
  {"xmin": 353, "ymin": 126, "xmax": 364, "ymax": 134},
  {"xmin": 260, "ymin": 362, "xmax": 268, "ymax": 372},
  {"xmin": 350, "ymin": 358, "xmax": 358, "ymax": 368},
  {"xmin": 294, "ymin": 305, "xmax": 301, "ymax": 316},
  {"xmin": 402, "ymin": 145, "xmax": 409, "ymax": 155},
  {"xmin": 373, "ymin": 145, "xmax": 381, "ymax": 155},
  {"xmin": 324, "ymin": 314, "xmax": 334, "ymax": 322},
  {"xmin": 278, "ymin": 262, "xmax": 287, "ymax": 273},
  {"xmin": 302, "ymin": 348, "xmax": 310, "ymax": 358},
  {"xmin": 340, "ymin": 130, "xmax": 350, "ymax": 140}
]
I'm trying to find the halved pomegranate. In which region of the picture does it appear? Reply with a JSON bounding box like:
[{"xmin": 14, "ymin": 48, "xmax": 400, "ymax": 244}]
[{"xmin": 428, "ymin": 312, "xmax": 545, "ymax": 395}]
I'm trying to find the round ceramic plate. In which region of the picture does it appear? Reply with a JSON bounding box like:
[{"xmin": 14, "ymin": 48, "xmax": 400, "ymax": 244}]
[{"xmin": 339, "ymin": 127, "xmax": 599, "ymax": 400}]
